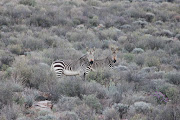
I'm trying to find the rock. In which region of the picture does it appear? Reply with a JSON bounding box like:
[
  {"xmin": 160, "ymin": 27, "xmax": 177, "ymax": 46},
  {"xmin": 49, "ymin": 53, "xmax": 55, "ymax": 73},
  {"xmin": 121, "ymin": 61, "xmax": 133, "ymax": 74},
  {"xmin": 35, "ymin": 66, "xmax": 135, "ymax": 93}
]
[{"xmin": 132, "ymin": 48, "xmax": 144, "ymax": 54}]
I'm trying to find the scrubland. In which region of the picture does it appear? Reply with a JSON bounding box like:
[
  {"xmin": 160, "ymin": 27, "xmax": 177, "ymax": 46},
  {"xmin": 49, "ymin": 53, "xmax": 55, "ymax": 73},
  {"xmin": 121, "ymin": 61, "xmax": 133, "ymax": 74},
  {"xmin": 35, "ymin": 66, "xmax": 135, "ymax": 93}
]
[{"xmin": 0, "ymin": 0, "xmax": 180, "ymax": 120}]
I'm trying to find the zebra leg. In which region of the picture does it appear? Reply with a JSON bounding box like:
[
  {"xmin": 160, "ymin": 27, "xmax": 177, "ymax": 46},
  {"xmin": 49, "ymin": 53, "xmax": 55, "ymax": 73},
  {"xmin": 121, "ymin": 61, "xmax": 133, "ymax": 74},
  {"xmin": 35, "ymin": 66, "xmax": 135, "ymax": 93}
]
[{"xmin": 83, "ymin": 73, "xmax": 86, "ymax": 81}]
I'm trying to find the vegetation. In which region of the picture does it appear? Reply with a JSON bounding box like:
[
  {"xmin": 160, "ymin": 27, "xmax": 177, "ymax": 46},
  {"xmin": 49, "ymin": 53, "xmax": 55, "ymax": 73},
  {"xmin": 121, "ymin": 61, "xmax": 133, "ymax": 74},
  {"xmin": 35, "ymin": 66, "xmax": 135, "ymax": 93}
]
[{"xmin": 0, "ymin": 0, "xmax": 180, "ymax": 119}]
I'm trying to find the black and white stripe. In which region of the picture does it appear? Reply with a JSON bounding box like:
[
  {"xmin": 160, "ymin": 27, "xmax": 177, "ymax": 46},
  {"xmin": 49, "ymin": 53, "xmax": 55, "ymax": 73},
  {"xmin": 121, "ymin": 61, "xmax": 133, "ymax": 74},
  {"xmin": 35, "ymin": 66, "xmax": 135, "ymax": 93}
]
[
  {"xmin": 51, "ymin": 48, "xmax": 95, "ymax": 79},
  {"xmin": 86, "ymin": 47, "xmax": 118, "ymax": 74}
]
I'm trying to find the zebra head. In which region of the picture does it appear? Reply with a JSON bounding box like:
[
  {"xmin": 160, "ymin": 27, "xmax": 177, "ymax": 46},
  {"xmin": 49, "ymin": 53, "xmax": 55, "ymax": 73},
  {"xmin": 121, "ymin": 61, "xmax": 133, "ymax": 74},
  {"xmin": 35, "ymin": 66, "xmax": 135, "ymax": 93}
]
[
  {"xmin": 86, "ymin": 47, "xmax": 95, "ymax": 65},
  {"xmin": 111, "ymin": 47, "xmax": 119, "ymax": 63}
]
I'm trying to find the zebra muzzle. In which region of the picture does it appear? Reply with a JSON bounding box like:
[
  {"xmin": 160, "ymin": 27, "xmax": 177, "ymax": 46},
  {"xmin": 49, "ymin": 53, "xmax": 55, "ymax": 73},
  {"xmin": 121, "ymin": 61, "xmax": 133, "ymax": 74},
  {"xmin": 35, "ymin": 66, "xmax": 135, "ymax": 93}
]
[
  {"xmin": 90, "ymin": 61, "xmax": 94, "ymax": 64},
  {"xmin": 113, "ymin": 59, "xmax": 116, "ymax": 63}
]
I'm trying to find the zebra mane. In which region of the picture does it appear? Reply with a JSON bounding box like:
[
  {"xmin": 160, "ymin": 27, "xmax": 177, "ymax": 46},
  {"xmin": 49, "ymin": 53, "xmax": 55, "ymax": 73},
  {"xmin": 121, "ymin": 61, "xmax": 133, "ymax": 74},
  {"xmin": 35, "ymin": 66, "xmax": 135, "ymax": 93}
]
[{"xmin": 69, "ymin": 54, "xmax": 88, "ymax": 65}]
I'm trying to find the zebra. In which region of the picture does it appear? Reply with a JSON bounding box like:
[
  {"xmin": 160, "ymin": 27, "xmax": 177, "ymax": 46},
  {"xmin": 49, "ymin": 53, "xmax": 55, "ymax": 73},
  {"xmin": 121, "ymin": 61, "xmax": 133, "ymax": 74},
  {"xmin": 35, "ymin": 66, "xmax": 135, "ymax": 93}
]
[
  {"xmin": 51, "ymin": 48, "xmax": 95, "ymax": 80},
  {"xmin": 88, "ymin": 47, "xmax": 119, "ymax": 73}
]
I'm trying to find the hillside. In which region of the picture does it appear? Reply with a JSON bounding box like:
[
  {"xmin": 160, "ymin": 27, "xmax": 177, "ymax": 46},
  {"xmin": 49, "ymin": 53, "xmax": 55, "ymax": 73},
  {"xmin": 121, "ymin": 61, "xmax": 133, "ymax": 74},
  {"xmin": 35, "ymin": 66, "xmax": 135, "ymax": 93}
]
[{"xmin": 0, "ymin": 0, "xmax": 180, "ymax": 120}]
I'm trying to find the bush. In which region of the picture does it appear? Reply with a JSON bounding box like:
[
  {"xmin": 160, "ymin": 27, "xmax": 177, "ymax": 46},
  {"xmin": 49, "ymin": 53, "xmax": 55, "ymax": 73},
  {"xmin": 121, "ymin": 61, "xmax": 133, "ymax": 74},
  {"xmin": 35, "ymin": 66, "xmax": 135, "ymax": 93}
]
[
  {"xmin": 58, "ymin": 111, "xmax": 79, "ymax": 120},
  {"xmin": 124, "ymin": 43, "xmax": 135, "ymax": 53},
  {"xmin": 74, "ymin": 104, "xmax": 95, "ymax": 120},
  {"xmin": 0, "ymin": 82, "xmax": 13, "ymax": 106},
  {"xmin": 166, "ymin": 72, "xmax": 180, "ymax": 85},
  {"xmin": 145, "ymin": 12, "xmax": 155, "ymax": 22},
  {"xmin": 57, "ymin": 96, "xmax": 82, "ymax": 111},
  {"xmin": 8, "ymin": 44, "xmax": 23, "ymax": 55},
  {"xmin": 103, "ymin": 107, "xmax": 119, "ymax": 120},
  {"xmin": 57, "ymin": 79, "xmax": 83, "ymax": 99},
  {"xmin": 133, "ymin": 101, "xmax": 152, "ymax": 114},
  {"xmin": 29, "ymin": 14, "xmax": 52, "ymax": 28},
  {"xmin": 83, "ymin": 94, "xmax": 102, "ymax": 113},
  {"xmin": 107, "ymin": 83, "xmax": 123, "ymax": 103},
  {"xmin": 123, "ymin": 53, "xmax": 134, "ymax": 63},
  {"xmin": 145, "ymin": 56, "xmax": 160, "ymax": 67},
  {"xmin": 19, "ymin": 0, "xmax": 36, "ymax": 7},
  {"xmin": 134, "ymin": 55, "xmax": 145, "ymax": 67},
  {"xmin": 158, "ymin": 84, "xmax": 179, "ymax": 104},
  {"xmin": 0, "ymin": 52, "xmax": 14, "ymax": 67},
  {"xmin": 99, "ymin": 27, "xmax": 120, "ymax": 41},
  {"xmin": 82, "ymin": 81, "xmax": 107, "ymax": 99},
  {"xmin": 66, "ymin": 29, "xmax": 97, "ymax": 42},
  {"xmin": 87, "ymin": 70, "xmax": 111, "ymax": 86}
]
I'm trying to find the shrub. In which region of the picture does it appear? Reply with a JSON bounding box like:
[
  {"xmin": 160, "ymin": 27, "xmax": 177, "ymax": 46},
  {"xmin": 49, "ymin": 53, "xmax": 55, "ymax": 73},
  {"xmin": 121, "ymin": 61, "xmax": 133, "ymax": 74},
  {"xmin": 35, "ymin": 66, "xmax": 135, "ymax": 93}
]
[
  {"xmin": 86, "ymin": 70, "xmax": 111, "ymax": 86},
  {"xmin": 166, "ymin": 72, "xmax": 180, "ymax": 85},
  {"xmin": 0, "ymin": 82, "xmax": 13, "ymax": 106},
  {"xmin": 57, "ymin": 96, "xmax": 82, "ymax": 111},
  {"xmin": 83, "ymin": 94, "xmax": 102, "ymax": 113},
  {"xmin": 74, "ymin": 104, "xmax": 95, "ymax": 120},
  {"xmin": 123, "ymin": 53, "xmax": 134, "ymax": 63},
  {"xmin": 29, "ymin": 14, "xmax": 52, "ymax": 28},
  {"xmin": 156, "ymin": 105, "xmax": 180, "ymax": 120},
  {"xmin": 145, "ymin": 12, "xmax": 155, "ymax": 22},
  {"xmin": 124, "ymin": 43, "xmax": 135, "ymax": 53},
  {"xmin": 134, "ymin": 54, "xmax": 145, "ymax": 67},
  {"xmin": 103, "ymin": 107, "xmax": 119, "ymax": 120},
  {"xmin": 19, "ymin": 0, "xmax": 36, "ymax": 7},
  {"xmin": 107, "ymin": 83, "xmax": 123, "ymax": 103},
  {"xmin": 99, "ymin": 27, "xmax": 120, "ymax": 41},
  {"xmin": 82, "ymin": 81, "xmax": 107, "ymax": 99},
  {"xmin": 66, "ymin": 29, "xmax": 96, "ymax": 42},
  {"xmin": 8, "ymin": 44, "xmax": 23, "ymax": 55},
  {"xmin": 133, "ymin": 101, "xmax": 152, "ymax": 114},
  {"xmin": 57, "ymin": 78, "xmax": 83, "ymax": 99},
  {"xmin": 0, "ymin": 52, "xmax": 14, "ymax": 67},
  {"xmin": 58, "ymin": 111, "xmax": 79, "ymax": 120},
  {"xmin": 24, "ymin": 95, "xmax": 33, "ymax": 108},
  {"xmin": 112, "ymin": 103, "xmax": 129, "ymax": 119},
  {"xmin": 158, "ymin": 84, "xmax": 179, "ymax": 104},
  {"xmin": 145, "ymin": 56, "xmax": 160, "ymax": 67}
]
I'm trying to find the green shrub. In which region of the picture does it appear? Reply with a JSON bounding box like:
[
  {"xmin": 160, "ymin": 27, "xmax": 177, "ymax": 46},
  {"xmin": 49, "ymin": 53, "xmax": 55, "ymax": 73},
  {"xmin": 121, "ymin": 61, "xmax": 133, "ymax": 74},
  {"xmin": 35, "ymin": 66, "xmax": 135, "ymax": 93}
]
[
  {"xmin": 0, "ymin": 52, "xmax": 14, "ymax": 67},
  {"xmin": 29, "ymin": 14, "xmax": 52, "ymax": 27},
  {"xmin": 158, "ymin": 85, "xmax": 179, "ymax": 104},
  {"xmin": 57, "ymin": 79, "xmax": 83, "ymax": 98},
  {"xmin": 19, "ymin": 0, "xmax": 36, "ymax": 7},
  {"xmin": 103, "ymin": 107, "xmax": 119, "ymax": 120},
  {"xmin": 0, "ymin": 82, "xmax": 13, "ymax": 106},
  {"xmin": 124, "ymin": 43, "xmax": 135, "ymax": 52},
  {"xmin": 145, "ymin": 56, "xmax": 160, "ymax": 67},
  {"xmin": 123, "ymin": 53, "xmax": 134, "ymax": 63},
  {"xmin": 166, "ymin": 72, "xmax": 180, "ymax": 85},
  {"xmin": 74, "ymin": 104, "xmax": 95, "ymax": 120},
  {"xmin": 8, "ymin": 44, "xmax": 23, "ymax": 55},
  {"xmin": 134, "ymin": 55, "xmax": 145, "ymax": 67},
  {"xmin": 86, "ymin": 70, "xmax": 111, "ymax": 86},
  {"xmin": 99, "ymin": 27, "xmax": 119, "ymax": 41},
  {"xmin": 83, "ymin": 94, "xmax": 102, "ymax": 113},
  {"xmin": 82, "ymin": 81, "xmax": 107, "ymax": 99}
]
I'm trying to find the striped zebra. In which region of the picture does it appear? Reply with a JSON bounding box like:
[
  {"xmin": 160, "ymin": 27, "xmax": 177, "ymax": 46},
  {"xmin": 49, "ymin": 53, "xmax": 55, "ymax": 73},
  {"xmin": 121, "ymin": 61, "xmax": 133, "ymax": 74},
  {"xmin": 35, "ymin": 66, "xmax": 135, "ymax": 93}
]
[
  {"xmin": 51, "ymin": 48, "xmax": 95, "ymax": 79},
  {"xmin": 88, "ymin": 47, "xmax": 119, "ymax": 73}
]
